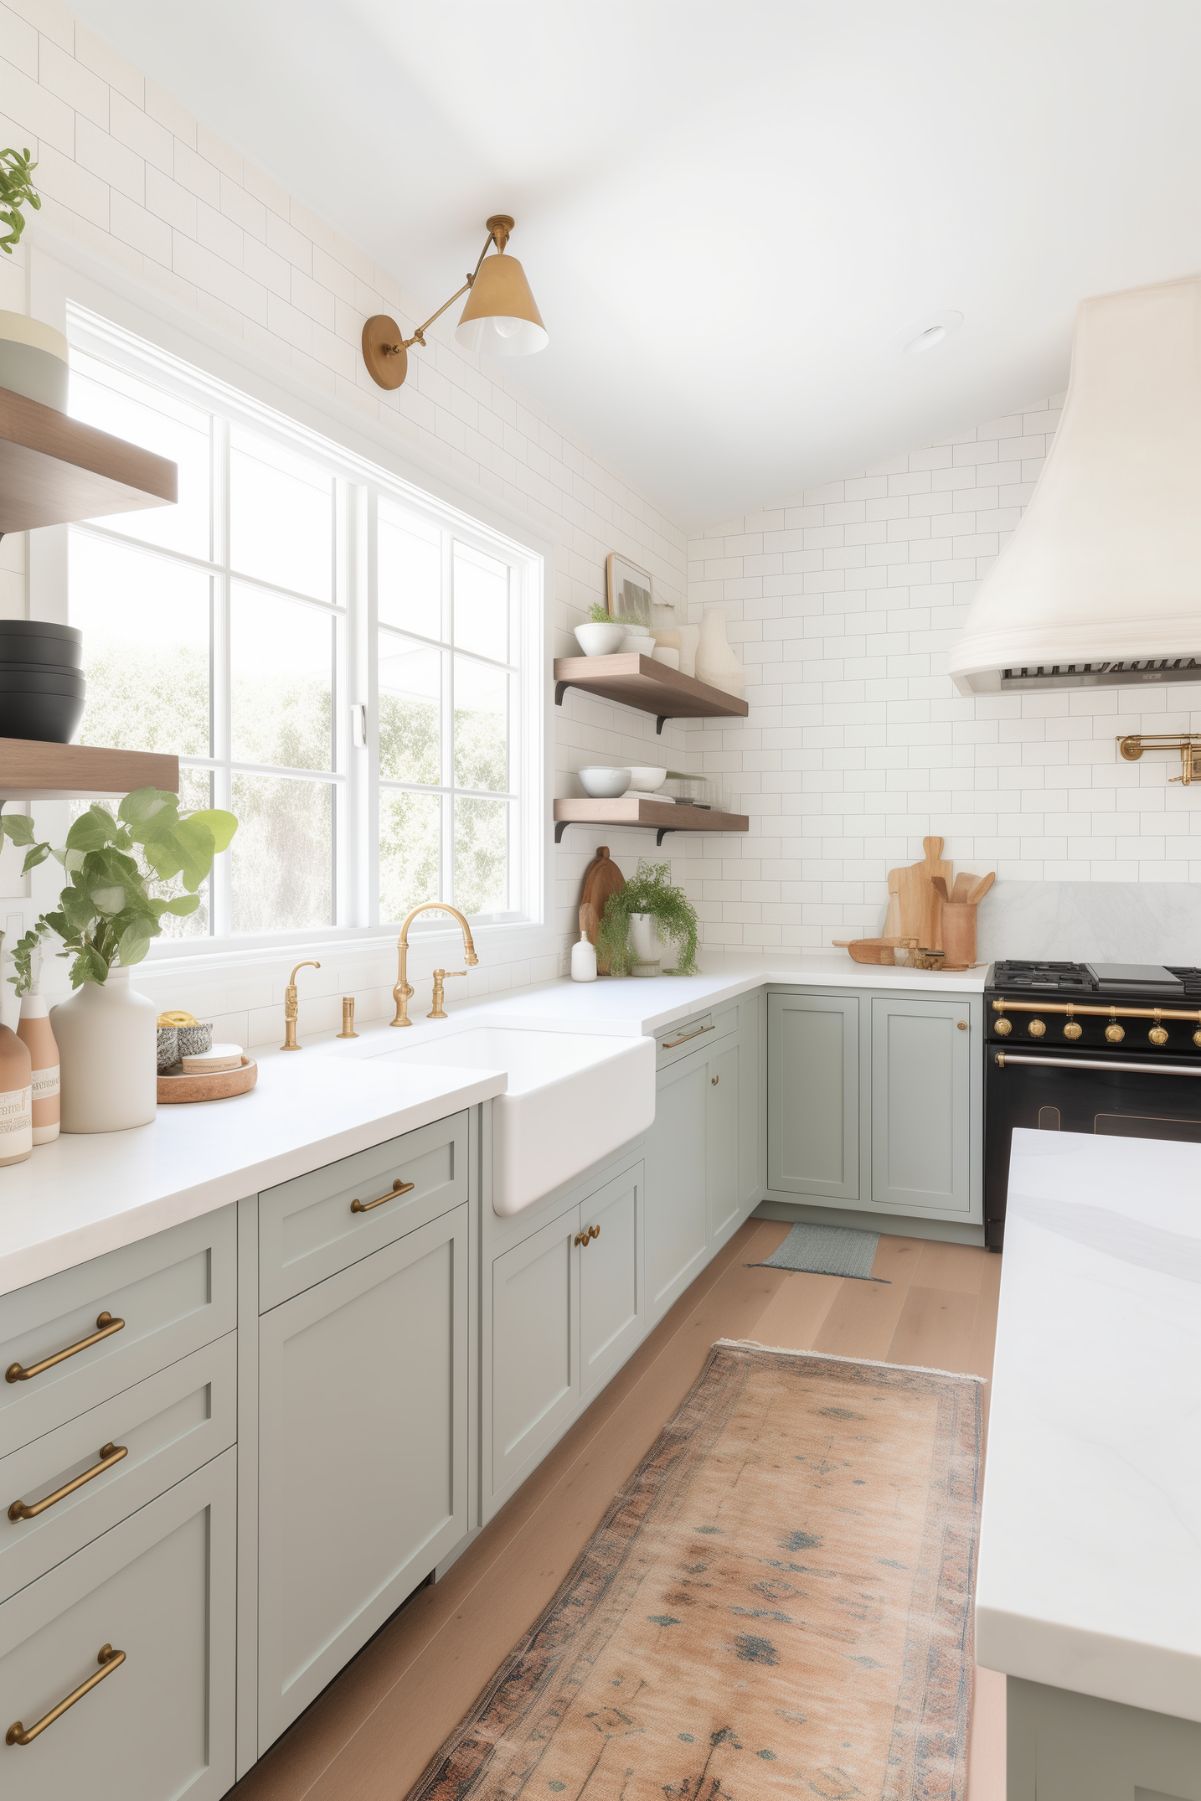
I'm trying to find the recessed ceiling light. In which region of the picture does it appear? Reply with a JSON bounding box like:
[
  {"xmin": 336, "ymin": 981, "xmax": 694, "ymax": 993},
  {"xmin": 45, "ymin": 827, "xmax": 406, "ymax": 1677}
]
[{"xmin": 901, "ymin": 310, "xmax": 964, "ymax": 356}]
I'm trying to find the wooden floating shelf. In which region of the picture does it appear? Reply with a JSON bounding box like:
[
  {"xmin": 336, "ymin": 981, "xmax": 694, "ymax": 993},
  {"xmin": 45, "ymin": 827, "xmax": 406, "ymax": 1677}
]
[
  {"xmin": 554, "ymin": 797, "xmax": 749, "ymax": 846},
  {"xmin": 553, "ymin": 654, "xmax": 748, "ymax": 734},
  {"xmin": 0, "ymin": 385, "xmax": 177, "ymax": 534},
  {"xmin": 0, "ymin": 739, "xmax": 179, "ymax": 800}
]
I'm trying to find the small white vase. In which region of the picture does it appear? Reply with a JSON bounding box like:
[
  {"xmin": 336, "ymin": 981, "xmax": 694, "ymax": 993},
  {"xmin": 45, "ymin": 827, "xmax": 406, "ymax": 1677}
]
[
  {"xmin": 628, "ymin": 912, "xmax": 662, "ymax": 977},
  {"xmin": 695, "ymin": 608, "xmax": 745, "ymax": 697},
  {"xmin": 677, "ymin": 624, "xmax": 700, "ymax": 677},
  {"xmin": 51, "ymin": 968, "xmax": 157, "ymax": 1133},
  {"xmin": 574, "ymin": 620, "xmax": 625, "ymax": 657}
]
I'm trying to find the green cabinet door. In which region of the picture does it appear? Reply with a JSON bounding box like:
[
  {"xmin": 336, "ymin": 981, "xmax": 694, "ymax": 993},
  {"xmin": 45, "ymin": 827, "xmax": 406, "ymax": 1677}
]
[
  {"xmin": 767, "ymin": 992, "xmax": 861, "ymax": 1202},
  {"xmin": 578, "ymin": 1164, "xmax": 644, "ymax": 1399},
  {"xmin": 257, "ymin": 1206, "xmax": 470, "ymax": 1750},
  {"xmin": 644, "ymin": 1054, "xmax": 709, "ymax": 1319},
  {"xmin": 869, "ymin": 996, "xmax": 972, "ymax": 1215},
  {"xmin": 706, "ymin": 1041, "xmax": 742, "ymax": 1246},
  {"xmin": 489, "ymin": 1209, "xmax": 580, "ymax": 1503}
]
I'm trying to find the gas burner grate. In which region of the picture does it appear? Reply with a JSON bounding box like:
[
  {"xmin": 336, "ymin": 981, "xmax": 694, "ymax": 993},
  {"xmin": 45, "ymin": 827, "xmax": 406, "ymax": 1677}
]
[
  {"xmin": 992, "ymin": 960, "xmax": 1096, "ymax": 994},
  {"xmin": 1170, "ymin": 966, "xmax": 1201, "ymax": 1000}
]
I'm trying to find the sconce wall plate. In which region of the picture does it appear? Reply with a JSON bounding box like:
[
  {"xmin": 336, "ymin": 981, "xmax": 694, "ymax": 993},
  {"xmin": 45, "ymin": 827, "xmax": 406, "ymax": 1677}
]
[{"xmin": 362, "ymin": 316, "xmax": 408, "ymax": 390}]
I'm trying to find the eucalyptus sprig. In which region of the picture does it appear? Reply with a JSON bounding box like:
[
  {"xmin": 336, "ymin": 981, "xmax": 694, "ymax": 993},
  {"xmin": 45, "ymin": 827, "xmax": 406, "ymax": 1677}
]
[
  {"xmin": 596, "ymin": 859, "xmax": 699, "ymax": 977},
  {"xmin": 0, "ymin": 788, "xmax": 237, "ymax": 989},
  {"xmin": 0, "ymin": 148, "xmax": 40, "ymax": 255},
  {"xmin": 7, "ymin": 917, "xmax": 49, "ymax": 997}
]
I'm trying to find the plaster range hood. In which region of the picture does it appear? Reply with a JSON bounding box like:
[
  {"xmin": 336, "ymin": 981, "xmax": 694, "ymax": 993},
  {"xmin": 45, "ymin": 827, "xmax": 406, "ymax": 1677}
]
[{"xmin": 948, "ymin": 275, "xmax": 1201, "ymax": 694}]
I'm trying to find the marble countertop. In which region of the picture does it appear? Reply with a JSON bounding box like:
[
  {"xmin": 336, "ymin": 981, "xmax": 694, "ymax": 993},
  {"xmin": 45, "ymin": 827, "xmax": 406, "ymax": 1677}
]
[
  {"xmin": 975, "ymin": 1127, "xmax": 1201, "ymax": 1722},
  {"xmin": 0, "ymin": 951, "xmax": 985, "ymax": 1298}
]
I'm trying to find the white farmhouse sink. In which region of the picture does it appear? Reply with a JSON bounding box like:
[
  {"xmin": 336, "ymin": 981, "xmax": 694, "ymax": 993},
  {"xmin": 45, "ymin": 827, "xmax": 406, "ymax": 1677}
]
[{"xmin": 373, "ymin": 1027, "xmax": 655, "ymax": 1216}]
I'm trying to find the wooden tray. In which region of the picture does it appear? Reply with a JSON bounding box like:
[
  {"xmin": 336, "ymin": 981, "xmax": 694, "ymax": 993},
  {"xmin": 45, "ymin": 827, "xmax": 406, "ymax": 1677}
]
[{"xmin": 158, "ymin": 1055, "xmax": 258, "ymax": 1104}]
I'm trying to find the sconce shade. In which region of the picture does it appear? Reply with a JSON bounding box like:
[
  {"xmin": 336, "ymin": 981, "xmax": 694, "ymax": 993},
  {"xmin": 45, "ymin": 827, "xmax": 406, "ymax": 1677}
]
[{"xmin": 456, "ymin": 252, "xmax": 548, "ymax": 358}]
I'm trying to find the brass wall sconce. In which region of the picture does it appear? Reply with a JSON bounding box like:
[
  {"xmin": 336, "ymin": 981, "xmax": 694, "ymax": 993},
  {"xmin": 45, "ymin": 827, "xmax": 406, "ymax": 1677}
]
[
  {"xmin": 362, "ymin": 214, "xmax": 547, "ymax": 391},
  {"xmin": 1117, "ymin": 732, "xmax": 1201, "ymax": 785}
]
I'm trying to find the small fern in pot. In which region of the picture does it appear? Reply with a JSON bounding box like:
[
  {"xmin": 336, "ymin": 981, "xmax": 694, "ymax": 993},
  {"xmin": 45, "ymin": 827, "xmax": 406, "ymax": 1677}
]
[{"xmin": 595, "ymin": 860, "xmax": 699, "ymax": 977}]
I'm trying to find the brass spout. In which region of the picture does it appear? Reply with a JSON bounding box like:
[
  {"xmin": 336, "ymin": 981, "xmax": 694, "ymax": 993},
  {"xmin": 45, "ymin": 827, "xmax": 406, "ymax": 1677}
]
[{"xmin": 392, "ymin": 903, "xmax": 479, "ymax": 1028}]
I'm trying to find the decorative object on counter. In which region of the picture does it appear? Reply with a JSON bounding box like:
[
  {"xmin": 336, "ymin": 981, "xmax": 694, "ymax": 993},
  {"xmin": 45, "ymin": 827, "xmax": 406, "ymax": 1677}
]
[
  {"xmin": 595, "ymin": 859, "xmax": 699, "ymax": 977},
  {"xmin": 831, "ymin": 935, "xmax": 920, "ymax": 966},
  {"xmin": 337, "ymin": 996, "xmax": 359, "ymax": 1038},
  {"xmin": 0, "ymin": 788, "xmax": 237, "ymax": 1133},
  {"xmin": 177, "ymin": 1020, "xmax": 214, "ymax": 1058},
  {"xmin": 281, "ymin": 960, "xmax": 320, "ymax": 1051},
  {"xmin": 573, "ymin": 605, "xmax": 626, "ymax": 658},
  {"xmin": 888, "ymin": 834, "xmax": 951, "ymax": 951},
  {"xmin": 392, "ymin": 901, "xmax": 479, "ymax": 1027},
  {"xmin": 577, "ymin": 765, "xmax": 630, "ymax": 798},
  {"xmin": 157, "ymin": 1055, "xmax": 258, "ymax": 1105},
  {"xmin": 627, "ymin": 909, "xmax": 662, "ymax": 977},
  {"xmin": 362, "ymin": 214, "xmax": 546, "ymax": 390},
  {"xmin": 694, "ymin": 606, "xmax": 745, "ymax": 699},
  {"xmin": 156, "ymin": 1025, "xmax": 179, "ymax": 1071},
  {"xmin": 0, "ymin": 148, "xmax": 40, "ymax": 258},
  {"xmin": 1117, "ymin": 730, "xmax": 1201, "ymax": 787},
  {"xmin": 570, "ymin": 929, "xmax": 598, "ymax": 982},
  {"xmin": 0, "ymin": 617, "xmax": 85, "ymax": 743},
  {"xmin": 11, "ymin": 936, "xmax": 59, "ymax": 1145},
  {"xmin": 180, "ymin": 1042, "xmax": 243, "ymax": 1075},
  {"xmin": 605, "ymin": 551, "xmax": 656, "ymax": 626},
  {"xmin": 578, "ymin": 845, "xmax": 625, "ymax": 975},
  {"xmin": 0, "ymin": 932, "xmax": 32, "ymax": 1164}
]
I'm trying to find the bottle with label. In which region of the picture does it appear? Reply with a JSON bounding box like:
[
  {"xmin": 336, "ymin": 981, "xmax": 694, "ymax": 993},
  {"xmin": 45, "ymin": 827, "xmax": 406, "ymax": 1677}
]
[
  {"xmin": 0, "ymin": 973, "xmax": 32, "ymax": 1165},
  {"xmin": 17, "ymin": 954, "xmax": 60, "ymax": 1146}
]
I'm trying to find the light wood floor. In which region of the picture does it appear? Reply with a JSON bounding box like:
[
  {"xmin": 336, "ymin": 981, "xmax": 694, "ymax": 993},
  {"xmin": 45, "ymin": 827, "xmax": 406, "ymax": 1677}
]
[{"xmin": 231, "ymin": 1218, "xmax": 1005, "ymax": 1801}]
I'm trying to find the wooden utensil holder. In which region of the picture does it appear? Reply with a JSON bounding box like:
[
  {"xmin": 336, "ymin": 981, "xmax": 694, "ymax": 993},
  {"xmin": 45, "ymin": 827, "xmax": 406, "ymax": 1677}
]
[{"xmin": 939, "ymin": 901, "xmax": 977, "ymax": 968}]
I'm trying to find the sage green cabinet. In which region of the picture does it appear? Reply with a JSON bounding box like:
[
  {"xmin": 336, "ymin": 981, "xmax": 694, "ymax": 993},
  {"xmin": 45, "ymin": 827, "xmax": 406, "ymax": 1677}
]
[
  {"xmin": 706, "ymin": 1040, "xmax": 743, "ymax": 1245},
  {"xmin": 578, "ymin": 1164, "xmax": 644, "ymax": 1399},
  {"xmin": 256, "ymin": 1205, "xmax": 469, "ymax": 1751},
  {"xmin": 644, "ymin": 1054, "xmax": 710, "ymax": 1317},
  {"xmin": 0, "ymin": 1451, "xmax": 235, "ymax": 1801},
  {"xmin": 870, "ymin": 996, "xmax": 972, "ymax": 1216},
  {"xmin": 489, "ymin": 1209, "xmax": 580, "ymax": 1501},
  {"xmin": 767, "ymin": 992, "xmax": 861, "ymax": 1200}
]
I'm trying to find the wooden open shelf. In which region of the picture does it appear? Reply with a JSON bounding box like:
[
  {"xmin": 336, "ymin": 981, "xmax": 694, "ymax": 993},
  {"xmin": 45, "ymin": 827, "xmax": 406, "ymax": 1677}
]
[
  {"xmin": 553, "ymin": 654, "xmax": 748, "ymax": 734},
  {"xmin": 0, "ymin": 740, "xmax": 179, "ymax": 800},
  {"xmin": 554, "ymin": 797, "xmax": 749, "ymax": 846},
  {"xmin": 0, "ymin": 385, "xmax": 177, "ymax": 534}
]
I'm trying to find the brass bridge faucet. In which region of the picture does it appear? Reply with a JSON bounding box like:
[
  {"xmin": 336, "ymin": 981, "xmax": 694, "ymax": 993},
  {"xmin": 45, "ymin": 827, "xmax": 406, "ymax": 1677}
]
[
  {"xmin": 281, "ymin": 960, "xmax": 321, "ymax": 1050},
  {"xmin": 392, "ymin": 903, "xmax": 478, "ymax": 1028}
]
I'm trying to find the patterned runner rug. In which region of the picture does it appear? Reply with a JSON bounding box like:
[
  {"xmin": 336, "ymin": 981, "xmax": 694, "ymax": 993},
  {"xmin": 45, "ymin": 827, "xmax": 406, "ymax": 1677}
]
[{"xmin": 407, "ymin": 1341, "xmax": 983, "ymax": 1800}]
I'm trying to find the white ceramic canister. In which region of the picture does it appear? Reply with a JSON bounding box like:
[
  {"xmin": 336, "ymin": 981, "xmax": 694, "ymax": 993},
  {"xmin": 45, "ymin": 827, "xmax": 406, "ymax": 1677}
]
[{"xmin": 51, "ymin": 967, "xmax": 157, "ymax": 1133}]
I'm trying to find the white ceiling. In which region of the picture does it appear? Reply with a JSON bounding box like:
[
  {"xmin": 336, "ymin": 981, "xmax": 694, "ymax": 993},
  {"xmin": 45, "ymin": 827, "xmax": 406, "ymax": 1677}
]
[{"xmin": 70, "ymin": 0, "xmax": 1201, "ymax": 526}]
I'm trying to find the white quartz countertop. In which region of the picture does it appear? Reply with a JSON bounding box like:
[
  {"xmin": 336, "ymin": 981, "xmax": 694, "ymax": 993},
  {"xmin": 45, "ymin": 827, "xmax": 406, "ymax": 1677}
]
[
  {"xmin": 976, "ymin": 1128, "xmax": 1201, "ymax": 1722},
  {"xmin": 0, "ymin": 951, "xmax": 984, "ymax": 1299}
]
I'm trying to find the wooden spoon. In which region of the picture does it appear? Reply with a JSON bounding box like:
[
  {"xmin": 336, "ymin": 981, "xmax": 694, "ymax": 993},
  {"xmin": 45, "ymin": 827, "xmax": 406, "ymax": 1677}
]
[
  {"xmin": 952, "ymin": 872, "xmax": 975, "ymax": 902},
  {"xmin": 931, "ymin": 875, "xmax": 951, "ymax": 903},
  {"xmin": 965, "ymin": 870, "xmax": 996, "ymax": 904}
]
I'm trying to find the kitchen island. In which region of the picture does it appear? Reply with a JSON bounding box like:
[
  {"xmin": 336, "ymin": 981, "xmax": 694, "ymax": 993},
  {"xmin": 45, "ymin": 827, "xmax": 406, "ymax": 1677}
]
[{"xmin": 976, "ymin": 1127, "xmax": 1201, "ymax": 1799}]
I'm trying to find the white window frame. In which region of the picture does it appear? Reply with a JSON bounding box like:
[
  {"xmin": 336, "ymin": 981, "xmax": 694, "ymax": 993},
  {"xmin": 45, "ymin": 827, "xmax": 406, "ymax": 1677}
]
[{"xmin": 27, "ymin": 294, "xmax": 546, "ymax": 961}]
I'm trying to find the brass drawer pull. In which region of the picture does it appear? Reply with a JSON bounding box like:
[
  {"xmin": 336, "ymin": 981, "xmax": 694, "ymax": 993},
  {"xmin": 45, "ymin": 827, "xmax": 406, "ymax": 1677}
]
[
  {"xmin": 588, "ymin": 1223, "xmax": 600, "ymax": 1241},
  {"xmin": 9, "ymin": 1443, "xmax": 128, "ymax": 1523},
  {"xmin": 6, "ymin": 1313, "xmax": 125, "ymax": 1385},
  {"xmin": 661, "ymin": 1022, "xmax": 714, "ymax": 1050},
  {"xmin": 351, "ymin": 1178, "xmax": 415, "ymax": 1214},
  {"xmin": 6, "ymin": 1644, "xmax": 125, "ymax": 1746}
]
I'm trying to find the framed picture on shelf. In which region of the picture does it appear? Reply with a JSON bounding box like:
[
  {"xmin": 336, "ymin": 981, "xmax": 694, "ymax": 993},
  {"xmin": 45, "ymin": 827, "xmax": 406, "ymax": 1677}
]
[{"xmin": 605, "ymin": 552, "xmax": 658, "ymax": 627}]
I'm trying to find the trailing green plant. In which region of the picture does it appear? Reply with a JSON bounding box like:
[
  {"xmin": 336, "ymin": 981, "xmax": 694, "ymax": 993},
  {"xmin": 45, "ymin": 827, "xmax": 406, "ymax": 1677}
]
[
  {"xmin": 0, "ymin": 788, "xmax": 237, "ymax": 988},
  {"xmin": 0, "ymin": 148, "xmax": 40, "ymax": 255},
  {"xmin": 6, "ymin": 916, "xmax": 50, "ymax": 997},
  {"xmin": 595, "ymin": 859, "xmax": 699, "ymax": 976}
]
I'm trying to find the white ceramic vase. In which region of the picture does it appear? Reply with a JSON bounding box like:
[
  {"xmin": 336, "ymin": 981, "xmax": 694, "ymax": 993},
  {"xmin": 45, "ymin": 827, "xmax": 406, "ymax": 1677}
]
[
  {"xmin": 676, "ymin": 624, "xmax": 700, "ymax": 677},
  {"xmin": 628, "ymin": 912, "xmax": 662, "ymax": 977},
  {"xmin": 0, "ymin": 311, "xmax": 69, "ymax": 409},
  {"xmin": 695, "ymin": 608, "xmax": 745, "ymax": 697},
  {"xmin": 51, "ymin": 968, "xmax": 157, "ymax": 1133}
]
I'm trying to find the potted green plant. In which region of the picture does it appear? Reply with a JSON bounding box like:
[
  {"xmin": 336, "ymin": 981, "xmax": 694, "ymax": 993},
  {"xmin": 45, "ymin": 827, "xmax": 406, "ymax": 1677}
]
[
  {"xmin": 595, "ymin": 860, "xmax": 699, "ymax": 977},
  {"xmin": 574, "ymin": 600, "xmax": 626, "ymax": 658},
  {"xmin": 0, "ymin": 788, "xmax": 237, "ymax": 1133},
  {"xmin": 0, "ymin": 148, "xmax": 40, "ymax": 256}
]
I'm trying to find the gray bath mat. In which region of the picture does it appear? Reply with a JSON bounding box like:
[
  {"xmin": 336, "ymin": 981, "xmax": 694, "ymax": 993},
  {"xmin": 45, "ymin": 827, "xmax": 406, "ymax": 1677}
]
[{"xmin": 750, "ymin": 1222, "xmax": 886, "ymax": 1282}]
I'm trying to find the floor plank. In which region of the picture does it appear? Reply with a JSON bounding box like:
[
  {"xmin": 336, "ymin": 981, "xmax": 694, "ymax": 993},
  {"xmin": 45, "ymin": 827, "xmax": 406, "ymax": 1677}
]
[{"xmin": 231, "ymin": 1219, "xmax": 1005, "ymax": 1801}]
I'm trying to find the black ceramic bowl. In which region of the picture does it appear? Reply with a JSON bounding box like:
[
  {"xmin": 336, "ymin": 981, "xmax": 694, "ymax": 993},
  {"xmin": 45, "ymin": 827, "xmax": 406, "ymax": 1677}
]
[
  {"xmin": 0, "ymin": 668, "xmax": 86, "ymax": 694},
  {"xmin": 0, "ymin": 689, "xmax": 85, "ymax": 743},
  {"xmin": 0, "ymin": 621, "xmax": 83, "ymax": 667},
  {"xmin": 0, "ymin": 657, "xmax": 83, "ymax": 679}
]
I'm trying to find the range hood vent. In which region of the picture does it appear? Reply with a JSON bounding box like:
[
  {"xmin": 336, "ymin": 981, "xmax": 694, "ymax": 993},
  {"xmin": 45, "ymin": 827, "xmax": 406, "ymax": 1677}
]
[{"xmin": 949, "ymin": 275, "xmax": 1201, "ymax": 696}]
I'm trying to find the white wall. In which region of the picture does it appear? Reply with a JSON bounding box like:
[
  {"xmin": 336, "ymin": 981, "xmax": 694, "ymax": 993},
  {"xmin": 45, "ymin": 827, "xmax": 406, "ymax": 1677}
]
[
  {"xmin": 687, "ymin": 400, "xmax": 1201, "ymax": 957},
  {"xmin": 0, "ymin": 0, "xmax": 697, "ymax": 1043}
]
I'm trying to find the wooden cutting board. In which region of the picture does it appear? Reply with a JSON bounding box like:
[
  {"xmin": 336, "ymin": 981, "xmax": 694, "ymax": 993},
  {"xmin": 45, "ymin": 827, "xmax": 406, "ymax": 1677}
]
[
  {"xmin": 887, "ymin": 835, "xmax": 952, "ymax": 951},
  {"xmin": 579, "ymin": 846, "xmax": 625, "ymax": 974}
]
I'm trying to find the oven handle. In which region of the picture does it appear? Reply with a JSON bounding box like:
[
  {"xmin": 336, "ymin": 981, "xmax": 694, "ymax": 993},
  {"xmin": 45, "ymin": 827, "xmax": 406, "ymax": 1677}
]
[{"xmin": 994, "ymin": 1052, "xmax": 1201, "ymax": 1077}]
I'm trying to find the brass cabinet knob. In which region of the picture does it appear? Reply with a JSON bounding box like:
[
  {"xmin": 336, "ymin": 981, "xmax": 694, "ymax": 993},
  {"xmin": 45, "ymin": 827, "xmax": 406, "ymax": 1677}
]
[
  {"xmin": 1027, "ymin": 1018, "xmax": 1046, "ymax": 1039},
  {"xmin": 1105, "ymin": 1021, "xmax": 1125, "ymax": 1044},
  {"xmin": 956, "ymin": 1019, "xmax": 968, "ymax": 1031},
  {"xmin": 1195, "ymin": 1029, "xmax": 1201, "ymax": 1050},
  {"xmin": 1149, "ymin": 1024, "xmax": 1169, "ymax": 1046},
  {"xmin": 1063, "ymin": 1020, "xmax": 1083, "ymax": 1040},
  {"xmin": 994, "ymin": 1016, "xmax": 1012, "ymax": 1037}
]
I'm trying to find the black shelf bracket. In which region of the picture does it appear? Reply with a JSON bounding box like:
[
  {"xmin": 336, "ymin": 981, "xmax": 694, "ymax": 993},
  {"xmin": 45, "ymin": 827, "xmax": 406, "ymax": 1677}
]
[
  {"xmin": 554, "ymin": 820, "xmax": 570, "ymax": 844},
  {"xmin": 554, "ymin": 679, "xmax": 571, "ymax": 709},
  {"xmin": 655, "ymin": 827, "xmax": 676, "ymax": 846},
  {"xmin": 655, "ymin": 715, "xmax": 667, "ymax": 735}
]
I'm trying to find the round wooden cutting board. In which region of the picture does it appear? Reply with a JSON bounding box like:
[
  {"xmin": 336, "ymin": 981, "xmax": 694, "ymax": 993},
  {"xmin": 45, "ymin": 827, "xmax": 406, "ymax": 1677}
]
[{"xmin": 578, "ymin": 846, "xmax": 625, "ymax": 974}]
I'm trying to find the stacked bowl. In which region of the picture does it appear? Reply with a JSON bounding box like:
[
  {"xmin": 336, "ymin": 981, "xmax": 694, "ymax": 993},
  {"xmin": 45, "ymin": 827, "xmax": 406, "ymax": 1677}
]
[{"xmin": 0, "ymin": 621, "xmax": 85, "ymax": 742}]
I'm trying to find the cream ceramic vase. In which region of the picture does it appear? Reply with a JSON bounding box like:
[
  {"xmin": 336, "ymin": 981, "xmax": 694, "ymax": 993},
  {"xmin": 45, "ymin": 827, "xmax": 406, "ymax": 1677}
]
[
  {"xmin": 695, "ymin": 608, "xmax": 745, "ymax": 697},
  {"xmin": 51, "ymin": 968, "xmax": 157, "ymax": 1133},
  {"xmin": 628, "ymin": 912, "xmax": 662, "ymax": 977}
]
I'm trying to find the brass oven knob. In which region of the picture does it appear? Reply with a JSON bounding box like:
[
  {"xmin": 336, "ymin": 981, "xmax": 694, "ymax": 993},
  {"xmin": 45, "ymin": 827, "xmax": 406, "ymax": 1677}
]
[
  {"xmin": 1194, "ymin": 1029, "xmax": 1201, "ymax": 1050},
  {"xmin": 994, "ymin": 1016, "xmax": 1012, "ymax": 1037},
  {"xmin": 1027, "ymin": 1018, "xmax": 1046, "ymax": 1039},
  {"xmin": 1063, "ymin": 1020, "xmax": 1083, "ymax": 1040},
  {"xmin": 1149, "ymin": 1024, "xmax": 1169, "ymax": 1047},
  {"xmin": 1105, "ymin": 1021, "xmax": 1125, "ymax": 1044}
]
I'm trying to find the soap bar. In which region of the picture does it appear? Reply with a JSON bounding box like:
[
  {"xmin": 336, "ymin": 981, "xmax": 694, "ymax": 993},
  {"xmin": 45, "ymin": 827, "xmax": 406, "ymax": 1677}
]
[{"xmin": 179, "ymin": 1043, "xmax": 243, "ymax": 1075}]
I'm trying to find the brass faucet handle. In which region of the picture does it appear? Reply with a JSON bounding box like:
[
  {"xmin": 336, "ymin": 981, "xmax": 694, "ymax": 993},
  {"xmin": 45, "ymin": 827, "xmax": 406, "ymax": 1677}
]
[{"xmin": 429, "ymin": 968, "xmax": 467, "ymax": 1020}]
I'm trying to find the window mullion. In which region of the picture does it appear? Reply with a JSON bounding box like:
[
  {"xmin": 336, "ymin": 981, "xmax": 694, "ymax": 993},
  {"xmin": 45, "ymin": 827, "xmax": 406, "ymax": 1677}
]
[
  {"xmin": 211, "ymin": 414, "xmax": 233, "ymax": 938},
  {"xmin": 441, "ymin": 527, "xmax": 455, "ymax": 905}
]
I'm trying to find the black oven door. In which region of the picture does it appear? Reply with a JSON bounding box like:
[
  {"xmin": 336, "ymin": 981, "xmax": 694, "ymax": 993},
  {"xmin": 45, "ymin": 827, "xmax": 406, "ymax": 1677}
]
[{"xmin": 984, "ymin": 1047, "xmax": 1201, "ymax": 1247}]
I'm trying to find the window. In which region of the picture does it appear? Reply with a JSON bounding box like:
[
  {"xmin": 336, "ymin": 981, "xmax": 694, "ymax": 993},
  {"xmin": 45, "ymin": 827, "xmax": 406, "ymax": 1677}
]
[{"xmin": 58, "ymin": 311, "xmax": 543, "ymax": 950}]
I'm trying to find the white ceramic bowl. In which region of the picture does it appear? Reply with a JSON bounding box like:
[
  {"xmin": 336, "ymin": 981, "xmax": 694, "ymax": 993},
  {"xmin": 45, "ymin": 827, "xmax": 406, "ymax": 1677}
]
[
  {"xmin": 578, "ymin": 766, "xmax": 630, "ymax": 799},
  {"xmin": 574, "ymin": 620, "xmax": 626, "ymax": 657},
  {"xmin": 622, "ymin": 630, "xmax": 656, "ymax": 656},
  {"xmin": 626, "ymin": 765, "xmax": 667, "ymax": 791}
]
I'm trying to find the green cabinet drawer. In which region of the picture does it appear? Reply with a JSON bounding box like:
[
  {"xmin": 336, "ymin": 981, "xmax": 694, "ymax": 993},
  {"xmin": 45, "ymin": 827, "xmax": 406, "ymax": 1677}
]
[
  {"xmin": 0, "ymin": 1450, "xmax": 236, "ymax": 1801},
  {"xmin": 258, "ymin": 1112, "xmax": 468, "ymax": 1310},
  {"xmin": 1, "ymin": 1211, "xmax": 236, "ymax": 1460},
  {"xmin": 0, "ymin": 1335, "xmax": 236, "ymax": 1606}
]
